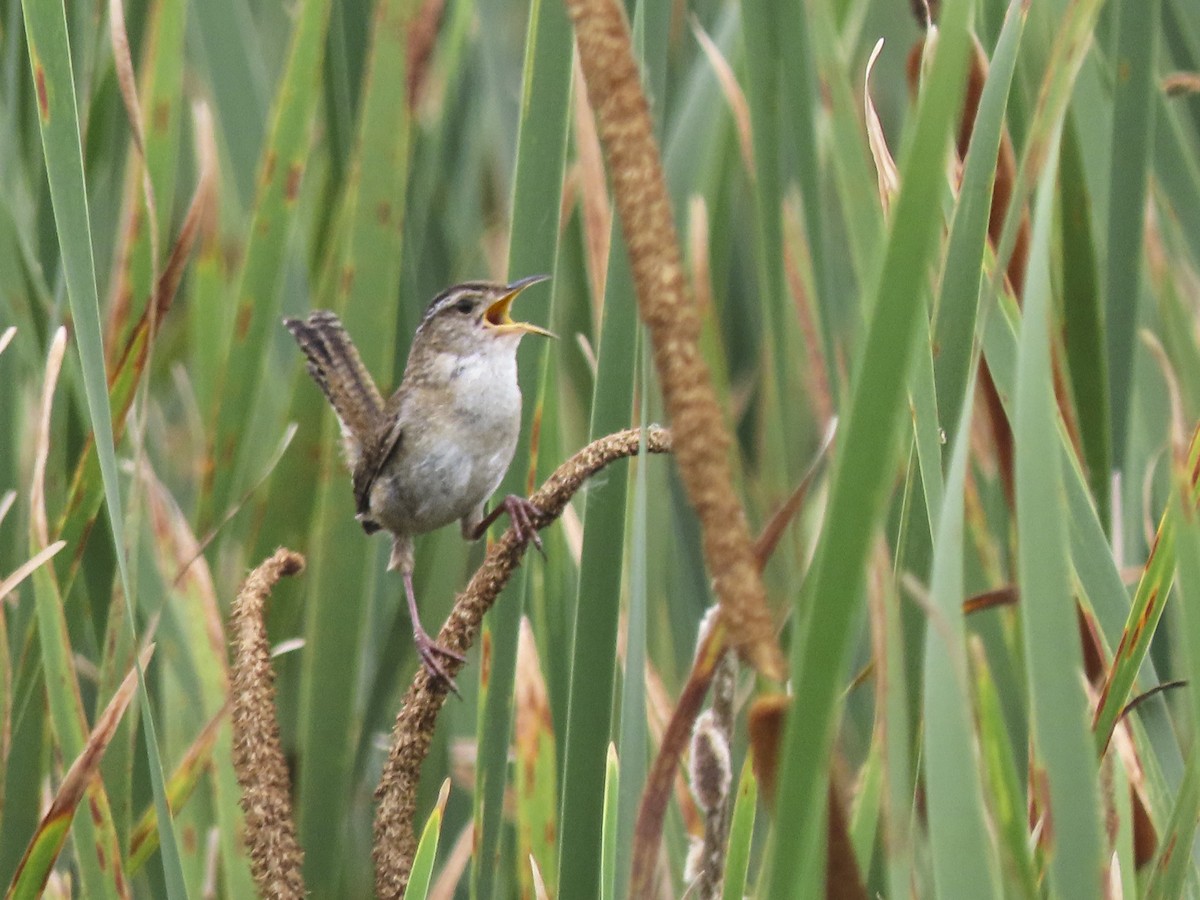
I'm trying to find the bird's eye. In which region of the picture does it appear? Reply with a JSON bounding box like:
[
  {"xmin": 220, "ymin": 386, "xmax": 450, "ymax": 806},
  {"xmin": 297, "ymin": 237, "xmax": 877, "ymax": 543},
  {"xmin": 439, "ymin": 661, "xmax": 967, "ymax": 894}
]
[{"xmin": 454, "ymin": 298, "xmax": 475, "ymax": 314}]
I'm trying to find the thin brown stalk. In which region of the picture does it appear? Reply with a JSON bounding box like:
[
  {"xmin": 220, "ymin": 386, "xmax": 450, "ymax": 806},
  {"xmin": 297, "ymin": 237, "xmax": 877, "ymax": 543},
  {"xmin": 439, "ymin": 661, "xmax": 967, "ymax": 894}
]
[
  {"xmin": 782, "ymin": 198, "xmax": 834, "ymax": 430},
  {"xmin": 32, "ymin": 328, "xmax": 68, "ymax": 548},
  {"xmin": 573, "ymin": 56, "xmax": 612, "ymax": 306},
  {"xmin": 616, "ymin": 607, "xmax": 704, "ymax": 836},
  {"xmin": 631, "ymin": 429, "xmax": 834, "ymax": 897},
  {"xmin": 105, "ymin": 0, "xmax": 160, "ymax": 363},
  {"xmin": 565, "ymin": 0, "xmax": 784, "ymax": 680},
  {"xmin": 630, "ymin": 618, "xmax": 727, "ymax": 899},
  {"xmin": 1163, "ymin": 71, "xmax": 1200, "ymax": 95},
  {"xmin": 372, "ymin": 427, "xmax": 671, "ymax": 898},
  {"xmin": 690, "ymin": 16, "xmax": 754, "ymax": 179},
  {"xmin": 230, "ymin": 549, "xmax": 307, "ymax": 900},
  {"xmin": 6, "ymin": 646, "xmax": 152, "ymax": 899}
]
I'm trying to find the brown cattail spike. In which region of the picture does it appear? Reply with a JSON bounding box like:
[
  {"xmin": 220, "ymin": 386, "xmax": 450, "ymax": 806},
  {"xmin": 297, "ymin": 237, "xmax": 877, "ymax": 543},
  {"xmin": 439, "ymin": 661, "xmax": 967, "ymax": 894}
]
[
  {"xmin": 564, "ymin": 0, "xmax": 785, "ymax": 682},
  {"xmin": 230, "ymin": 549, "xmax": 307, "ymax": 900},
  {"xmin": 372, "ymin": 428, "xmax": 672, "ymax": 898}
]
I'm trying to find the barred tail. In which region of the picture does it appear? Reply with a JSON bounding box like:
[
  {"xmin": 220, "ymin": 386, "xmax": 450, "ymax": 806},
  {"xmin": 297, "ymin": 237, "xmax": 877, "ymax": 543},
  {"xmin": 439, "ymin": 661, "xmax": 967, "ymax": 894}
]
[{"xmin": 283, "ymin": 311, "xmax": 384, "ymax": 443}]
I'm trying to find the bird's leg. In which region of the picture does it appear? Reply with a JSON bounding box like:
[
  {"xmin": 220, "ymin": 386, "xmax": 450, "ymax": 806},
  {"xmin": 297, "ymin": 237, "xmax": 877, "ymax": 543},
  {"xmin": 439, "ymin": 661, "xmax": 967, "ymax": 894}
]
[
  {"xmin": 403, "ymin": 570, "xmax": 465, "ymax": 697},
  {"xmin": 464, "ymin": 495, "xmax": 545, "ymax": 553}
]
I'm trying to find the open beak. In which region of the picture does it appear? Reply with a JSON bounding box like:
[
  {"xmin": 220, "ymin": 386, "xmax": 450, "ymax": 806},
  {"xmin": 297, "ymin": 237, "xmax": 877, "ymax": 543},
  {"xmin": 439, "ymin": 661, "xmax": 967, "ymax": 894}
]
[{"xmin": 484, "ymin": 274, "xmax": 556, "ymax": 337}]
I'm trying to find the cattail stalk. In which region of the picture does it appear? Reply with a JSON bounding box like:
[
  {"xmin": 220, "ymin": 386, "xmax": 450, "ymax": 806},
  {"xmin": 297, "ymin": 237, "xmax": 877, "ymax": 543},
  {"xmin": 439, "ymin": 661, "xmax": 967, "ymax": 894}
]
[
  {"xmin": 230, "ymin": 549, "xmax": 307, "ymax": 900},
  {"xmin": 564, "ymin": 0, "xmax": 785, "ymax": 680},
  {"xmin": 372, "ymin": 427, "xmax": 671, "ymax": 897}
]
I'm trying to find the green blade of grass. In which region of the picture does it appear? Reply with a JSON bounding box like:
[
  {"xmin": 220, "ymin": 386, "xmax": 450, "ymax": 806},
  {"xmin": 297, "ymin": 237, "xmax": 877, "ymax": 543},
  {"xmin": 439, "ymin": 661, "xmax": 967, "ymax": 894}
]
[
  {"xmin": 1058, "ymin": 114, "xmax": 1111, "ymax": 527},
  {"xmin": 741, "ymin": 0, "xmax": 791, "ymax": 412},
  {"xmin": 20, "ymin": 1, "xmax": 187, "ymax": 892},
  {"xmin": 878, "ymin": 450, "xmax": 923, "ymax": 900},
  {"xmin": 613, "ymin": 328, "xmax": 654, "ymax": 894},
  {"xmin": 515, "ymin": 618, "xmax": 559, "ymax": 899},
  {"xmin": 29, "ymin": 564, "xmax": 125, "ymax": 899},
  {"xmin": 3, "ymin": 647, "xmax": 146, "ymax": 900},
  {"xmin": 976, "ymin": 222, "xmax": 1186, "ymax": 820},
  {"xmin": 107, "ymin": 0, "xmax": 188, "ymax": 354},
  {"xmin": 1014, "ymin": 124, "xmax": 1102, "ymax": 900},
  {"xmin": 766, "ymin": 0, "xmax": 973, "ymax": 894},
  {"xmin": 805, "ymin": 0, "xmax": 883, "ymax": 291},
  {"xmin": 1148, "ymin": 481, "xmax": 1200, "ymax": 897},
  {"xmin": 721, "ymin": 759, "xmax": 758, "ymax": 900},
  {"xmin": 988, "ymin": 0, "xmax": 1106, "ymax": 312},
  {"xmin": 1104, "ymin": 0, "xmax": 1161, "ymax": 474},
  {"xmin": 872, "ymin": 435, "xmax": 939, "ymax": 899},
  {"xmin": 294, "ymin": 0, "xmax": 410, "ymax": 889},
  {"xmin": 1091, "ymin": 424, "xmax": 1200, "ymax": 750},
  {"xmin": 190, "ymin": 0, "xmax": 267, "ymax": 206},
  {"xmin": 403, "ymin": 780, "xmax": 449, "ymax": 900},
  {"xmin": 933, "ymin": 0, "xmax": 1027, "ymax": 446},
  {"xmin": 206, "ymin": 0, "xmax": 333, "ymax": 523},
  {"xmin": 138, "ymin": 474, "xmax": 255, "ymax": 896},
  {"xmin": 912, "ymin": 334, "xmax": 945, "ymax": 540},
  {"xmin": 922, "ymin": 368, "xmax": 1002, "ymax": 899},
  {"xmin": 969, "ymin": 638, "xmax": 1040, "ymax": 898},
  {"xmin": 1143, "ymin": 746, "xmax": 1200, "ymax": 900},
  {"xmin": 126, "ymin": 704, "xmax": 226, "ymax": 875},
  {"xmin": 555, "ymin": 180, "xmax": 643, "ymax": 900},
  {"xmin": 473, "ymin": 0, "xmax": 573, "ymax": 893},
  {"xmin": 848, "ymin": 737, "xmax": 884, "ymax": 876},
  {"xmin": 776, "ymin": 0, "xmax": 837, "ymax": 396},
  {"xmin": 600, "ymin": 744, "xmax": 619, "ymax": 900},
  {"xmin": 1152, "ymin": 92, "xmax": 1200, "ymax": 270}
]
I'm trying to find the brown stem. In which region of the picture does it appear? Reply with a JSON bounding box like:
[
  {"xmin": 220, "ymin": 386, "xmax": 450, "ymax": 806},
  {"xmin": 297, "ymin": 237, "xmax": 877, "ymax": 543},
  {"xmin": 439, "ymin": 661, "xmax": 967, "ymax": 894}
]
[
  {"xmin": 631, "ymin": 619, "xmax": 727, "ymax": 898},
  {"xmin": 372, "ymin": 426, "xmax": 672, "ymax": 898}
]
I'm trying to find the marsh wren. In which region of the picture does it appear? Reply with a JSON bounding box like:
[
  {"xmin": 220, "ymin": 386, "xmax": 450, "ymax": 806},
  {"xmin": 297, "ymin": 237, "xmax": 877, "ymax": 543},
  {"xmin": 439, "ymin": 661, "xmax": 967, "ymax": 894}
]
[{"xmin": 284, "ymin": 275, "xmax": 554, "ymax": 692}]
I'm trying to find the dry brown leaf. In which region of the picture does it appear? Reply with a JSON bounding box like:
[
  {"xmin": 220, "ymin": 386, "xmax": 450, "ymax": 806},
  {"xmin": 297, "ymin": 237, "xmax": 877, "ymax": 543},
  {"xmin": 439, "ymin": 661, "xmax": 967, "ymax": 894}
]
[
  {"xmin": 6, "ymin": 645, "xmax": 153, "ymax": 899},
  {"xmin": 427, "ymin": 821, "xmax": 472, "ymax": 900},
  {"xmin": 864, "ymin": 39, "xmax": 900, "ymax": 214},
  {"xmin": 0, "ymin": 541, "xmax": 67, "ymax": 605},
  {"xmin": 782, "ymin": 197, "xmax": 834, "ymax": 429},
  {"xmin": 573, "ymin": 57, "xmax": 613, "ymax": 306},
  {"xmin": 31, "ymin": 328, "xmax": 67, "ymax": 548},
  {"xmin": 108, "ymin": 0, "xmax": 160, "ymax": 322},
  {"xmin": 690, "ymin": 17, "xmax": 754, "ymax": 179}
]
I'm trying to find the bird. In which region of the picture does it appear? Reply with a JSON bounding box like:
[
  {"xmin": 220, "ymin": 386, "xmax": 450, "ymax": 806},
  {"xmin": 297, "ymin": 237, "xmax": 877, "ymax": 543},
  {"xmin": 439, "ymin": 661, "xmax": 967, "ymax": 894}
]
[{"xmin": 283, "ymin": 275, "xmax": 554, "ymax": 692}]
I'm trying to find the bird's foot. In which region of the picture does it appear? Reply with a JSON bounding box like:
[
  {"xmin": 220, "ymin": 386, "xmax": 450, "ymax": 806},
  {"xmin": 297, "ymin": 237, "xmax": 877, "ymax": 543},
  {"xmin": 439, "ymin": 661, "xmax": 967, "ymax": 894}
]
[
  {"xmin": 414, "ymin": 627, "xmax": 466, "ymax": 698},
  {"xmin": 501, "ymin": 494, "xmax": 545, "ymax": 554}
]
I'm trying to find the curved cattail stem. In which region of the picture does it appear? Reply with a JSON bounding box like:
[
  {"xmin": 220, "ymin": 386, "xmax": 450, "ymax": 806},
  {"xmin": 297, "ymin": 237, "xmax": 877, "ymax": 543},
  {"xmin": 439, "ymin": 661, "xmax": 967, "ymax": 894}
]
[
  {"xmin": 563, "ymin": 0, "xmax": 784, "ymax": 681},
  {"xmin": 230, "ymin": 548, "xmax": 307, "ymax": 900},
  {"xmin": 372, "ymin": 426, "xmax": 672, "ymax": 898}
]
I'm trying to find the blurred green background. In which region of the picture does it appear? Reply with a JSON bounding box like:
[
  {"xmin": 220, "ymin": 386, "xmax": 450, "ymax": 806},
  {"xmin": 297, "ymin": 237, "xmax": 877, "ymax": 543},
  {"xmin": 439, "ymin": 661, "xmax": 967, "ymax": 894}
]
[{"xmin": 2, "ymin": 0, "xmax": 1200, "ymax": 896}]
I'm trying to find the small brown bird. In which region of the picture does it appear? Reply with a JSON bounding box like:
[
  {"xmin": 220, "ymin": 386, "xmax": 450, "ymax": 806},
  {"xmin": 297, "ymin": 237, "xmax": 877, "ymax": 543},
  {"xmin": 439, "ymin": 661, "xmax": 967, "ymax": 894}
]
[{"xmin": 284, "ymin": 276, "xmax": 553, "ymax": 691}]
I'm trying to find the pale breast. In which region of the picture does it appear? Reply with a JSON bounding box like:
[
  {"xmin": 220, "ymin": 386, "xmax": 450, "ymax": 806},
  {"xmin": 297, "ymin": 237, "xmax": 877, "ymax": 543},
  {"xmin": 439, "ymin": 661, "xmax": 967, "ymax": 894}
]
[{"xmin": 369, "ymin": 347, "xmax": 522, "ymax": 535}]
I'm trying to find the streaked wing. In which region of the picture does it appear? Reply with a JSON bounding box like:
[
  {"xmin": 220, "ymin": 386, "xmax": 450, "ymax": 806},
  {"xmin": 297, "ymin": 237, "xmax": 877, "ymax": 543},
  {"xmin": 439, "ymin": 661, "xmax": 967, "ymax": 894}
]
[{"xmin": 353, "ymin": 414, "xmax": 405, "ymax": 518}]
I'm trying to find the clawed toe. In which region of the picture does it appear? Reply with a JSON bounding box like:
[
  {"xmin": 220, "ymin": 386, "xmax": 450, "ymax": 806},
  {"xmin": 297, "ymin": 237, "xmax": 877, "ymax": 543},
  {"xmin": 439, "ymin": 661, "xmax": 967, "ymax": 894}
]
[
  {"xmin": 414, "ymin": 630, "xmax": 465, "ymax": 697},
  {"xmin": 503, "ymin": 495, "xmax": 545, "ymax": 552}
]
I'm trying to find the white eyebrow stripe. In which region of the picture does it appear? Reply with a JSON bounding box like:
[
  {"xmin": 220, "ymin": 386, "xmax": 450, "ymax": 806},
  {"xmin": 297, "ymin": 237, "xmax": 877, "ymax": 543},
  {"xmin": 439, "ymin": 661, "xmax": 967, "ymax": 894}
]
[{"xmin": 417, "ymin": 282, "xmax": 495, "ymax": 330}]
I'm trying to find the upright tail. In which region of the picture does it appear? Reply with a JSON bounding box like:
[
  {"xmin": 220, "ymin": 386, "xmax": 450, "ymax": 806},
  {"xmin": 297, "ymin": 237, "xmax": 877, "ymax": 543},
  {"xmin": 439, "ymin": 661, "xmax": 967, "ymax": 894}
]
[{"xmin": 284, "ymin": 312, "xmax": 384, "ymax": 453}]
